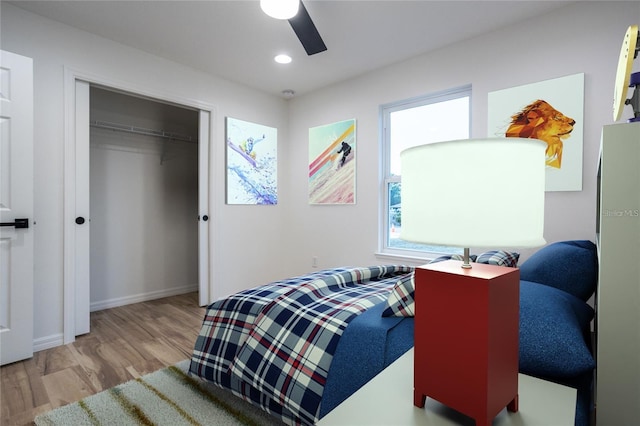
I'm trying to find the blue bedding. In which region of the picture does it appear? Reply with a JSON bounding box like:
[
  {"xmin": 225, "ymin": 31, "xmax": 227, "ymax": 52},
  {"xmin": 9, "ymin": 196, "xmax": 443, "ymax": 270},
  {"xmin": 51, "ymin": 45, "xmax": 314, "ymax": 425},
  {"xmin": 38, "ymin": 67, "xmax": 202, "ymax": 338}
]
[
  {"xmin": 320, "ymin": 301, "xmax": 414, "ymax": 417},
  {"xmin": 189, "ymin": 265, "xmax": 414, "ymax": 425}
]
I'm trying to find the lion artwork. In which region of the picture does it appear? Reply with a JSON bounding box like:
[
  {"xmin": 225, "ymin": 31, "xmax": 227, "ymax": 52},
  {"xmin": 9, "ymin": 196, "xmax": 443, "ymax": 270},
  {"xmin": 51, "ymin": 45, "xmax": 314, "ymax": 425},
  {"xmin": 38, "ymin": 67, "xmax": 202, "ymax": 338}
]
[{"xmin": 505, "ymin": 100, "xmax": 575, "ymax": 169}]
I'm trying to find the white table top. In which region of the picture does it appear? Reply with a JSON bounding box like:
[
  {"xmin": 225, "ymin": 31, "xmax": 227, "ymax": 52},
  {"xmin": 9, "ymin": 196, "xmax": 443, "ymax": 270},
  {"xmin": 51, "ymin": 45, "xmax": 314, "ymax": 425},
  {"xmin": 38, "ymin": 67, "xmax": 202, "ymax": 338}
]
[{"xmin": 318, "ymin": 349, "xmax": 576, "ymax": 426}]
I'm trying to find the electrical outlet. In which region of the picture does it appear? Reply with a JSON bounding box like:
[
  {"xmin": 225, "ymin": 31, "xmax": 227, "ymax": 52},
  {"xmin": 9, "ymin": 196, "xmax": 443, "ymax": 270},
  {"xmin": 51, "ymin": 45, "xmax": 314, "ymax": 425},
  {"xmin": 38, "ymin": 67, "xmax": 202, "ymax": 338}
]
[{"xmin": 312, "ymin": 256, "xmax": 318, "ymax": 268}]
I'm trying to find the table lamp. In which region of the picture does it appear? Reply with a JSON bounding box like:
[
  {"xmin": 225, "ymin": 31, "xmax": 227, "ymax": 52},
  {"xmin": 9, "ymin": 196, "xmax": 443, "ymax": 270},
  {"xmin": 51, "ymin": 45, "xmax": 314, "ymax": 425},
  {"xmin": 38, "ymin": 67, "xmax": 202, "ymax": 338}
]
[{"xmin": 400, "ymin": 137, "xmax": 546, "ymax": 426}]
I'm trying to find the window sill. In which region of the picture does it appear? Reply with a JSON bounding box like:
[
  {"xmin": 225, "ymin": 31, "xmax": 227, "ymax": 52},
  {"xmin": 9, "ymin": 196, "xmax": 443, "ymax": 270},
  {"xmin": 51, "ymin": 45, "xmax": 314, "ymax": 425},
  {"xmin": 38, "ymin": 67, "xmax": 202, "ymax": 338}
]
[{"xmin": 374, "ymin": 251, "xmax": 434, "ymax": 265}]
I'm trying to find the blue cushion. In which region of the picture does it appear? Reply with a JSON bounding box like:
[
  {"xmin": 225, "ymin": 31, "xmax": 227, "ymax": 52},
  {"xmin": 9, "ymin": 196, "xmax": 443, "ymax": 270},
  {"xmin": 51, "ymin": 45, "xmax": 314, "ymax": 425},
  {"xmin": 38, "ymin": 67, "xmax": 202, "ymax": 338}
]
[
  {"xmin": 519, "ymin": 280, "xmax": 595, "ymax": 378},
  {"xmin": 519, "ymin": 240, "xmax": 597, "ymax": 301}
]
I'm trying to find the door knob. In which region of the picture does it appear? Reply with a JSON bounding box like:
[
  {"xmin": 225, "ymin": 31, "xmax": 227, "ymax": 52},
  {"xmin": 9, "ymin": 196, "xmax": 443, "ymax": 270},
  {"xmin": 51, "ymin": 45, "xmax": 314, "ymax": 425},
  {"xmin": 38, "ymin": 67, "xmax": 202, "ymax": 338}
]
[{"xmin": 75, "ymin": 217, "xmax": 85, "ymax": 225}]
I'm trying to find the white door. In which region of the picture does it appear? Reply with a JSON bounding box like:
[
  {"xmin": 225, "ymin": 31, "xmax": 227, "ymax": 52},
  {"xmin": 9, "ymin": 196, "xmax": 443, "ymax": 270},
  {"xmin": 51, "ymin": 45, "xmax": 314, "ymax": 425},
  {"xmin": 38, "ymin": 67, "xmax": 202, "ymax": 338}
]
[
  {"xmin": 198, "ymin": 110, "xmax": 210, "ymax": 306},
  {"xmin": 74, "ymin": 81, "xmax": 91, "ymax": 335},
  {"xmin": 0, "ymin": 50, "xmax": 34, "ymax": 365}
]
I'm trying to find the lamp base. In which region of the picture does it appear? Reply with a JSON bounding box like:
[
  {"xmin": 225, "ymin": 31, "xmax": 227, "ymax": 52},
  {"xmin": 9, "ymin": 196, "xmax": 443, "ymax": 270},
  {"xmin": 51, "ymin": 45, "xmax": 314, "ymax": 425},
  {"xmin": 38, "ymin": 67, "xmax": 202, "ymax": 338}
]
[
  {"xmin": 461, "ymin": 247, "xmax": 473, "ymax": 268},
  {"xmin": 413, "ymin": 260, "xmax": 520, "ymax": 426}
]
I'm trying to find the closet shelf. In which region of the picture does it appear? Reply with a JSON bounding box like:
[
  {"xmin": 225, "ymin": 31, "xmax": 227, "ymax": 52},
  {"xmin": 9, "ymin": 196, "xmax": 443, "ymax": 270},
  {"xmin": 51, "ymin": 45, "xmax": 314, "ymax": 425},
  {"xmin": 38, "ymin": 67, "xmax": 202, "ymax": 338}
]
[{"xmin": 90, "ymin": 120, "xmax": 194, "ymax": 143}]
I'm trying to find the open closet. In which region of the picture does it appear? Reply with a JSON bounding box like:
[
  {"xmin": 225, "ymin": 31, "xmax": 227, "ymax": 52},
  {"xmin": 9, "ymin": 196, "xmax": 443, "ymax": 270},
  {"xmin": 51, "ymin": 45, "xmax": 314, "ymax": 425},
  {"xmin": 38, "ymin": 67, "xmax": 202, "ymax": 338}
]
[{"xmin": 88, "ymin": 87, "xmax": 199, "ymax": 311}]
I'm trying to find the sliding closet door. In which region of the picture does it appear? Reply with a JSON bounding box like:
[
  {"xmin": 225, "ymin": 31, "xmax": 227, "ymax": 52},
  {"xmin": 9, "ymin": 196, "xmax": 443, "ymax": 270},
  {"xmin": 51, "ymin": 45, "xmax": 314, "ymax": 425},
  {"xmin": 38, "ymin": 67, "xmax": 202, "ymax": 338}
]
[
  {"xmin": 73, "ymin": 80, "xmax": 91, "ymax": 336},
  {"xmin": 198, "ymin": 110, "xmax": 210, "ymax": 306}
]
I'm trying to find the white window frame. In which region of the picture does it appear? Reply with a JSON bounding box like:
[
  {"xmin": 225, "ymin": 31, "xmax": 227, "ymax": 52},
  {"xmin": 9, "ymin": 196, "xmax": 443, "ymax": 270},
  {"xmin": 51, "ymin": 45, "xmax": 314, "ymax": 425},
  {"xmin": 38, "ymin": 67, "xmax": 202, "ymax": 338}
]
[{"xmin": 378, "ymin": 85, "xmax": 472, "ymax": 260}]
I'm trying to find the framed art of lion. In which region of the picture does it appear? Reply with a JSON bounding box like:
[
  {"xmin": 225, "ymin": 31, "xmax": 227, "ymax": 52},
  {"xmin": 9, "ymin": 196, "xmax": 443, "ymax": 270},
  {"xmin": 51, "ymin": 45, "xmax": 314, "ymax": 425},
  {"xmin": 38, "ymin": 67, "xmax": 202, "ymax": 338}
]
[{"xmin": 488, "ymin": 73, "xmax": 584, "ymax": 192}]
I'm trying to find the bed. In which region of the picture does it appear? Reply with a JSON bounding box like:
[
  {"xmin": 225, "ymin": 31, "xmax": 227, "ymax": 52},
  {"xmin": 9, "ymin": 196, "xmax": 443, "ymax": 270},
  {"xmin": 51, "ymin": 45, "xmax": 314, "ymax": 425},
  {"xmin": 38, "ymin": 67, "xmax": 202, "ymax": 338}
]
[{"xmin": 189, "ymin": 240, "xmax": 597, "ymax": 426}]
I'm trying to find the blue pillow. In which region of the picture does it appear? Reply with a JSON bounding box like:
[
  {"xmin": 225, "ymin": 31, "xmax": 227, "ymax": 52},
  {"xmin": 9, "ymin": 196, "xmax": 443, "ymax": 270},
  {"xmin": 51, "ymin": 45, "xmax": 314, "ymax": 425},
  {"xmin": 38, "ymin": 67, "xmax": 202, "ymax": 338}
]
[
  {"xmin": 519, "ymin": 240, "xmax": 597, "ymax": 301},
  {"xmin": 519, "ymin": 280, "xmax": 595, "ymax": 378}
]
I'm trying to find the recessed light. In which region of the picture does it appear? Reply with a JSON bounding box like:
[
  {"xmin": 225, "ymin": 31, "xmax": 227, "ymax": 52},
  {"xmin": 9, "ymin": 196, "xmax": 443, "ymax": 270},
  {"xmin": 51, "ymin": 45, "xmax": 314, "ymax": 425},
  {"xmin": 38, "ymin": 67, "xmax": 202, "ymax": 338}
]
[{"xmin": 275, "ymin": 54, "xmax": 292, "ymax": 64}]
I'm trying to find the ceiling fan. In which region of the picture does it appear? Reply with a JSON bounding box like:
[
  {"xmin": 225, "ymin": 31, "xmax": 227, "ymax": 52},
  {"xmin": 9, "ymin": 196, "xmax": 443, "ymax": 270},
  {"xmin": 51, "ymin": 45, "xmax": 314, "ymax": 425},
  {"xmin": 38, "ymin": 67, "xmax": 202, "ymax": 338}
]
[
  {"xmin": 261, "ymin": 0, "xmax": 327, "ymax": 56},
  {"xmin": 288, "ymin": 1, "xmax": 327, "ymax": 55}
]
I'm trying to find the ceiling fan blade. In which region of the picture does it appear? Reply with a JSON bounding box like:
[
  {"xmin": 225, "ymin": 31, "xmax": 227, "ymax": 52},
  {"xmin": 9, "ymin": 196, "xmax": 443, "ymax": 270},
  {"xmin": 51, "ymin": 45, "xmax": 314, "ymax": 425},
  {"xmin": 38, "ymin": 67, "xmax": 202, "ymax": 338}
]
[{"xmin": 288, "ymin": 1, "xmax": 327, "ymax": 56}]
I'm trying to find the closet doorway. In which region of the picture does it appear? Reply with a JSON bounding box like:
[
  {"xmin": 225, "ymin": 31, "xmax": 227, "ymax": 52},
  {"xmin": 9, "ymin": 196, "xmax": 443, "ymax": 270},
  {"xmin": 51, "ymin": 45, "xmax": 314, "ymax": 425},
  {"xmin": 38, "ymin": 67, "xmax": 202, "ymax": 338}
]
[
  {"xmin": 64, "ymin": 77, "xmax": 212, "ymax": 343},
  {"xmin": 90, "ymin": 86, "xmax": 199, "ymax": 309}
]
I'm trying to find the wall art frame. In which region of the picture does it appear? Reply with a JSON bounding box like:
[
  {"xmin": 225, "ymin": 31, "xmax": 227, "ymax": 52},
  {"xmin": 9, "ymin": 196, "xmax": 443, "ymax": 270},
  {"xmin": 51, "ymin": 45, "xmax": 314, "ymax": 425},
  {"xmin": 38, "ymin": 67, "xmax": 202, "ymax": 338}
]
[
  {"xmin": 308, "ymin": 118, "xmax": 356, "ymax": 204},
  {"xmin": 488, "ymin": 73, "xmax": 585, "ymax": 192},
  {"xmin": 226, "ymin": 117, "xmax": 277, "ymax": 205}
]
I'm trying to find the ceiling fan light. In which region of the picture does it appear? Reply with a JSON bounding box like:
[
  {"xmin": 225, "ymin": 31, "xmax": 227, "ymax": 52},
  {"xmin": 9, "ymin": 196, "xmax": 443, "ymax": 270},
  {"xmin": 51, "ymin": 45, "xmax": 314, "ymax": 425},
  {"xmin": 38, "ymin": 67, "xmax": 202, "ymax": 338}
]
[{"xmin": 261, "ymin": 0, "xmax": 299, "ymax": 20}]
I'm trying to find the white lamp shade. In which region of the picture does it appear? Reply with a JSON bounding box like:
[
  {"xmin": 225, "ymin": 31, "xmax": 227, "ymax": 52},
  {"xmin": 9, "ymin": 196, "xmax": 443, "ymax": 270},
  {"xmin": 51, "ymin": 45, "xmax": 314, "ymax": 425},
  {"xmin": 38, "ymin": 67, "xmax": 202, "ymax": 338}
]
[
  {"xmin": 400, "ymin": 138, "xmax": 546, "ymax": 248},
  {"xmin": 260, "ymin": 0, "xmax": 300, "ymax": 19}
]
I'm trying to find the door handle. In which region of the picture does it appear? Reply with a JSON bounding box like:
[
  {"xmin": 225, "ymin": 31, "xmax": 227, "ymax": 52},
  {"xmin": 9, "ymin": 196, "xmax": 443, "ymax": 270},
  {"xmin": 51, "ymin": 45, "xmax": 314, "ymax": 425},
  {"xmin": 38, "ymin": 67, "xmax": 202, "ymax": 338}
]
[{"xmin": 0, "ymin": 218, "xmax": 29, "ymax": 229}]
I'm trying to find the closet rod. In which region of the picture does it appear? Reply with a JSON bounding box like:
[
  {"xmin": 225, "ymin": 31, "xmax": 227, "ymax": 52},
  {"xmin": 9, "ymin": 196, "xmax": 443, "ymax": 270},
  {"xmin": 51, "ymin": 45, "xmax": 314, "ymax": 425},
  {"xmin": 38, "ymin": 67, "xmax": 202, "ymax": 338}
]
[{"xmin": 90, "ymin": 120, "xmax": 193, "ymax": 143}]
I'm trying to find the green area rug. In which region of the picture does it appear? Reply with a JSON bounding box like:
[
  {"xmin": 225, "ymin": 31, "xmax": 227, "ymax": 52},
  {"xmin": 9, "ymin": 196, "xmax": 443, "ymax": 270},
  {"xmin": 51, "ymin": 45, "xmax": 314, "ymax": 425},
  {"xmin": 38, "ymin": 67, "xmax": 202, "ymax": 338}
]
[{"xmin": 35, "ymin": 360, "xmax": 284, "ymax": 426}]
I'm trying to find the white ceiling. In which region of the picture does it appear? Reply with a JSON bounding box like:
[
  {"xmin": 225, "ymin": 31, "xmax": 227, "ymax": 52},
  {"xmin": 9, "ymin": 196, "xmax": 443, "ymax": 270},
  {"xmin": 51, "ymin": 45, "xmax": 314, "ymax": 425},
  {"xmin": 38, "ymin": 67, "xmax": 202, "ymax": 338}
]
[{"xmin": 9, "ymin": 0, "xmax": 575, "ymax": 98}]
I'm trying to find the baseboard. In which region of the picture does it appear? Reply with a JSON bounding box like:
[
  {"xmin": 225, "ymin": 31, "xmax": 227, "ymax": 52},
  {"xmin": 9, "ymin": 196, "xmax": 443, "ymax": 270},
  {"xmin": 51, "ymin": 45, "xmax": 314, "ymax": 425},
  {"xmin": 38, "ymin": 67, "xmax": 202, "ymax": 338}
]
[
  {"xmin": 90, "ymin": 284, "xmax": 198, "ymax": 312},
  {"xmin": 33, "ymin": 333, "xmax": 65, "ymax": 353}
]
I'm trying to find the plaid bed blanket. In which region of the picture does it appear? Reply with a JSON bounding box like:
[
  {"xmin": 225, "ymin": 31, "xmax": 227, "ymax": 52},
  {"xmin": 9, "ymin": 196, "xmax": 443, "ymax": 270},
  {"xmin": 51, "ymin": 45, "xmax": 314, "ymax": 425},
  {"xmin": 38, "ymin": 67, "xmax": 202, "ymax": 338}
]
[{"xmin": 189, "ymin": 265, "xmax": 413, "ymax": 425}]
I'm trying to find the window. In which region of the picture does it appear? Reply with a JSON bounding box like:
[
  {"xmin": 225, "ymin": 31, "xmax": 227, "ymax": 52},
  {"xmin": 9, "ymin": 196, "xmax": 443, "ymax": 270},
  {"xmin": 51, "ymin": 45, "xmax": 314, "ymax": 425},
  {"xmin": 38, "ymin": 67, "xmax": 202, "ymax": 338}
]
[{"xmin": 380, "ymin": 85, "xmax": 471, "ymax": 258}]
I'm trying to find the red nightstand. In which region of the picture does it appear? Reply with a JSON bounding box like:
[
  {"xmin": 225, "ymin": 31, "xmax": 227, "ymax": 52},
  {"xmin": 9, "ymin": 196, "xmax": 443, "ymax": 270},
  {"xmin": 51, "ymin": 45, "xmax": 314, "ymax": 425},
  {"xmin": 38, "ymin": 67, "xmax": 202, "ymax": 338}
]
[{"xmin": 413, "ymin": 260, "xmax": 520, "ymax": 426}]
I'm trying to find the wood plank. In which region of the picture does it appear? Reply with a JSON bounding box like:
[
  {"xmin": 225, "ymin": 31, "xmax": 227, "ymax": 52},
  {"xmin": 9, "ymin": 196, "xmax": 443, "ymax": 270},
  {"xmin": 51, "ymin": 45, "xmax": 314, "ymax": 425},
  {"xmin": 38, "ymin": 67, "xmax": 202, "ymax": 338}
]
[
  {"xmin": 41, "ymin": 365, "xmax": 97, "ymax": 407},
  {"xmin": 0, "ymin": 292, "xmax": 205, "ymax": 426}
]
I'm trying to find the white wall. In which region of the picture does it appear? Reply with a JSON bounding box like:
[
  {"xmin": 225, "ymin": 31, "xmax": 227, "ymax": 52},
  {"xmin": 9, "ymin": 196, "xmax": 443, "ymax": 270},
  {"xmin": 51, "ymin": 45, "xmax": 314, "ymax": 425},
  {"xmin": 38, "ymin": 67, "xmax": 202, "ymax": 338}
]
[
  {"xmin": 90, "ymin": 134, "xmax": 199, "ymax": 308},
  {"xmin": 1, "ymin": 3, "xmax": 290, "ymax": 348},
  {"xmin": 283, "ymin": 1, "xmax": 640, "ymax": 275}
]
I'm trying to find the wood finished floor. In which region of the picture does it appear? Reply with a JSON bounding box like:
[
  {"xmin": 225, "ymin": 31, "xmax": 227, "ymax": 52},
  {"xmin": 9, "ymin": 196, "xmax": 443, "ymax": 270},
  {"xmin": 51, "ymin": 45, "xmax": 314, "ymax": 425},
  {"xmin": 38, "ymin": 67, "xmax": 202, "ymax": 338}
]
[{"xmin": 0, "ymin": 292, "xmax": 205, "ymax": 426}]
